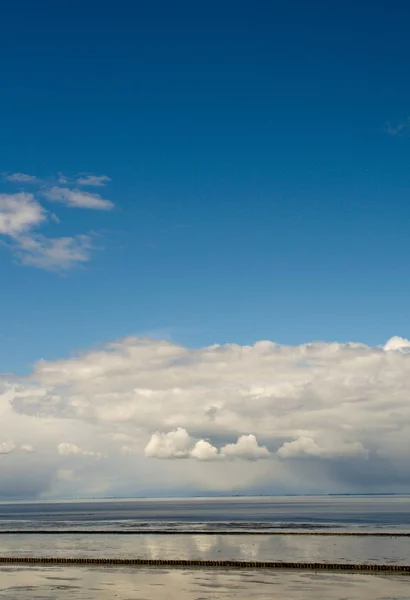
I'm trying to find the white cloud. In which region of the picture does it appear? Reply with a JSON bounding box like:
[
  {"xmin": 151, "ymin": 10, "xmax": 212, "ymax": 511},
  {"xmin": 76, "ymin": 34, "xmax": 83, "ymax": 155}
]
[
  {"xmin": 20, "ymin": 444, "xmax": 35, "ymax": 453},
  {"xmin": 0, "ymin": 442, "xmax": 16, "ymax": 455},
  {"xmin": 220, "ymin": 434, "xmax": 270, "ymax": 460},
  {"xmin": 0, "ymin": 177, "xmax": 111, "ymax": 270},
  {"xmin": 278, "ymin": 436, "xmax": 322, "ymax": 458},
  {"xmin": 43, "ymin": 187, "xmax": 114, "ymax": 210},
  {"xmin": 144, "ymin": 428, "xmax": 192, "ymax": 459},
  {"xmin": 145, "ymin": 429, "xmax": 271, "ymax": 461},
  {"xmin": 15, "ymin": 234, "xmax": 93, "ymax": 271},
  {"xmin": 190, "ymin": 439, "xmax": 220, "ymax": 461},
  {"xmin": 3, "ymin": 173, "xmax": 37, "ymax": 183},
  {"xmin": 0, "ymin": 193, "xmax": 46, "ymax": 236},
  {"xmin": 277, "ymin": 436, "xmax": 368, "ymax": 460},
  {"xmin": 75, "ymin": 175, "xmax": 111, "ymax": 187},
  {"xmin": 3, "ymin": 335, "xmax": 410, "ymax": 497},
  {"xmin": 383, "ymin": 336, "xmax": 410, "ymax": 352},
  {"xmin": 57, "ymin": 443, "xmax": 102, "ymax": 459}
]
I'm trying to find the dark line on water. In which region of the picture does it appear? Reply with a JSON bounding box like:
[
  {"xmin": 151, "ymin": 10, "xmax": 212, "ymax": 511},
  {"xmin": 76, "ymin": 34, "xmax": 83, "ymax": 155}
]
[
  {"xmin": 0, "ymin": 530, "xmax": 408, "ymax": 536},
  {"xmin": 0, "ymin": 557, "xmax": 409, "ymax": 572}
]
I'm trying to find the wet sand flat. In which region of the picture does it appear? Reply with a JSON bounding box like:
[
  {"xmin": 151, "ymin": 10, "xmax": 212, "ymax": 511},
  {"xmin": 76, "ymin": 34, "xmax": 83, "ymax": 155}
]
[
  {"xmin": 0, "ymin": 532, "xmax": 408, "ymax": 564},
  {"xmin": 0, "ymin": 565, "xmax": 409, "ymax": 600}
]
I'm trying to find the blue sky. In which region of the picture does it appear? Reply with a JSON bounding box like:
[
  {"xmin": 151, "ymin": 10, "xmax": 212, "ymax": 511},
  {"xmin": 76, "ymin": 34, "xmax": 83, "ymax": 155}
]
[
  {"xmin": 1, "ymin": 1, "xmax": 410, "ymax": 373},
  {"xmin": 2, "ymin": 1, "xmax": 410, "ymax": 498}
]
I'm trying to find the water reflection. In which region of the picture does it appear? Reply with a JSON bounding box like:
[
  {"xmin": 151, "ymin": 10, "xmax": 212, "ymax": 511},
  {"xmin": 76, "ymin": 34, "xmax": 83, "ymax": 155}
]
[
  {"xmin": 0, "ymin": 565, "xmax": 408, "ymax": 600},
  {"xmin": 0, "ymin": 533, "xmax": 407, "ymax": 564}
]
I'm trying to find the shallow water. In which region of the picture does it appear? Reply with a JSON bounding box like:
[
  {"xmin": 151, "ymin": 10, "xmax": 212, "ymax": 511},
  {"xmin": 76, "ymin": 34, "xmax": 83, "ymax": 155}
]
[
  {"xmin": 0, "ymin": 565, "xmax": 409, "ymax": 600},
  {"xmin": 0, "ymin": 533, "xmax": 408, "ymax": 564},
  {"xmin": 1, "ymin": 497, "xmax": 409, "ymax": 598}
]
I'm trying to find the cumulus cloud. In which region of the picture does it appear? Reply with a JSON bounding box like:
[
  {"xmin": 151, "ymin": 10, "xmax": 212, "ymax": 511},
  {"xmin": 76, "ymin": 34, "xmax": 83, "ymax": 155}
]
[
  {"xmin": 383, "ymin": 336, "xmax": 410, "ymax": 352},
  {"xmin": 57, "ymin": 443, "xmax": 102, "ymax": 459},
  {"xmin": 2, "ymin": 335, "xmax": 410, "ymax": 497},
  {"xmin": 0, "ymin": 193, "xmax": 46, "ymax": 236},
  {"xmin": 144, "ymin": 428, "xmax": 192, "ymax": 459},
  {"xmin": 144, "ymin": 429, "xmax": 268, "ymax": 461},
  {"xmin": 277, "ymin": 436, "xmax": 368, "ymax": 459},
  {"xmin": 75, "ymin": 175, "xmax": 111, "ymax": 187},
  {"xmin": 190, "ymin": 439, "xmax": 220, "ymax": 461},
  {"xmin": 3, "ymin": 173, "xmax": 38, "ymax": 183},
  {"xmin": 220, "ymin": 435, "xmax": 270, "ymax": 460},
  {"xmin": 42, "ymin": 187, "xmax": 114, "ymax": 210}
]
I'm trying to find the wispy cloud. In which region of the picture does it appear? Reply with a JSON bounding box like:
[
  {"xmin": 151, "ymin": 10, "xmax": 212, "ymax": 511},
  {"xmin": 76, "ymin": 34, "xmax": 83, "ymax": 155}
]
[
  {"xmin": 15, "ymin": 234, "xmax": 93, "ymax": 271},
  {"xmin": 57, "ymin": 173, "xmax": 68, "ymax": 184},
  {"xmin": 2, "ymin": 172, "xmax": 38, "ymax": 184},
  {"xmin": 75, "ymin": 174, "xmax": 111, "ymax": 187},
  {"xmin": 385, "ymin": 117, "xmax": 410, "ymax": 136},
  {"xmin": 0, "ymin": 192, "xmax": 92, "ymax": 271},
  {"xmin": 42, "ymin": 187, "xmax": 114, "ymax": 210},
  {"xmin": 0, "ymin": 171, "xmax": 114, "ymax": 271},
  {"xmin": 20, "ymin": 444, "xmax": 35, "ymax": 453},
  {"xmin": 58, "ymin": 442, "xmax": 102, "ymax": 459}
]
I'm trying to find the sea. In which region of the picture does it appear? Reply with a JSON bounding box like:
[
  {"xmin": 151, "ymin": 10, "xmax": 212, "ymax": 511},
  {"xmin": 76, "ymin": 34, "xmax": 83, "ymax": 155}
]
[{"xmin": 0, "ymin": 496, "xmax": 409, "ymax": 599}]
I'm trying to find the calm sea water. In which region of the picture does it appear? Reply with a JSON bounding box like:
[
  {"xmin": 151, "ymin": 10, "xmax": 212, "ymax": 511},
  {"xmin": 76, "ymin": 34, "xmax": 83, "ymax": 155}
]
[
  {"xmin": 1, "ymin": 496, "xmax": 410, "ymax": 532},
  {"xmin": 0, "ymin": 497, "xmax": 409, "ymax": 599}
]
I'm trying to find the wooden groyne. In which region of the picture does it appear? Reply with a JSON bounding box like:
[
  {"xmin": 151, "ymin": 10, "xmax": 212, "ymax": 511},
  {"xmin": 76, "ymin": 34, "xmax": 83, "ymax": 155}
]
[
  {"xmin": 0, "ymin": 530, "xmax": 409, "ymax": 536},
  {"xmin": 0, "ymin": 557, "xmax": 409, "ymax": 572}
]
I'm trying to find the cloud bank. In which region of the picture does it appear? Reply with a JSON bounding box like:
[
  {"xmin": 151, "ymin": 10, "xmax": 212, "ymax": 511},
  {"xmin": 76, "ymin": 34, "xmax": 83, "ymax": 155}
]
[{"xmin": 1, "ymin": 335, "xmax": 410, "ymax": 498}]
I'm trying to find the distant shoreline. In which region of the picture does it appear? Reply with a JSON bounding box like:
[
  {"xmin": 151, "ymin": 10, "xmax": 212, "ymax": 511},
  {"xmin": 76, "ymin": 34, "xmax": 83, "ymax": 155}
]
[{"xmin": 1, "ymin": 493, "xmax": 409, "ymax": 504}]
